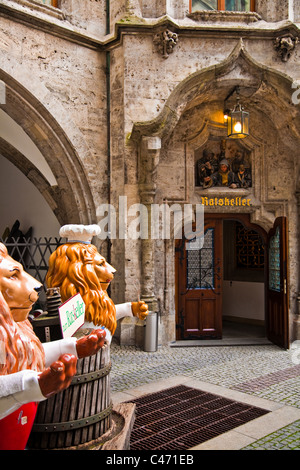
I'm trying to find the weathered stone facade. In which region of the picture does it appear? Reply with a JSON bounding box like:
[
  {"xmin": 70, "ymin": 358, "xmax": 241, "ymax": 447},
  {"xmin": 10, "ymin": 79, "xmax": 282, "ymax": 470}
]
[{"xmin": 0, "ymin": 0, "xmax": 299, "ymax": 346}]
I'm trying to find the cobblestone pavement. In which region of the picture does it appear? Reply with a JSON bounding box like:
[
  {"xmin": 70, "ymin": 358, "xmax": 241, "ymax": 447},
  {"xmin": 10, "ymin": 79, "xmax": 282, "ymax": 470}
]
[
  {"xmin": 110, "ymin": 343, "xmax": 300, "ymax": 450},
  {"xmin": 242, "ymin": 420, "xmax": 300, "ymax": 450}
]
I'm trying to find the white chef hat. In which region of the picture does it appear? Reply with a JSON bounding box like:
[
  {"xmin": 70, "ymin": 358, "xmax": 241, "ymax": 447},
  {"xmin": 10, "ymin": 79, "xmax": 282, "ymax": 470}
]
[{"xmin": 59, "ymin": 224, "xmax": 101, "ymax": 244}]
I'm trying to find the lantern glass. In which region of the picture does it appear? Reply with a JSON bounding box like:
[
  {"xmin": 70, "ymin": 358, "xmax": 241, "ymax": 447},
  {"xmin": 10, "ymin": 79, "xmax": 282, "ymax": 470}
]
[{"xmin": 227, "ymin": 106, "xmax": 249, "ymax": 139}]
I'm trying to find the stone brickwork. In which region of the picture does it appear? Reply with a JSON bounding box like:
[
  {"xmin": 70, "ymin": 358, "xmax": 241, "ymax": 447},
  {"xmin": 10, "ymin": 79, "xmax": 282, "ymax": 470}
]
[{"xmin": 0, "ymin": 0, "xmax": 299, "ymax": 345}]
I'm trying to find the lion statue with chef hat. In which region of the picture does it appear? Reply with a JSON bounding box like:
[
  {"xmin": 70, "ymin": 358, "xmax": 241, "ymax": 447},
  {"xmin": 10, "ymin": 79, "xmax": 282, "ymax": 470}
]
[{"xmin": 46, "ymin": 224, "xmax": 148, "ymax": 344}]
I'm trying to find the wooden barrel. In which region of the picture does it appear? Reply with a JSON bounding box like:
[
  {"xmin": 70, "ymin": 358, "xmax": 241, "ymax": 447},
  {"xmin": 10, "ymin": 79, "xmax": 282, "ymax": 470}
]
[{"xmin": 28, "ymin": 342, "xmax": 112, "ymax": 449}]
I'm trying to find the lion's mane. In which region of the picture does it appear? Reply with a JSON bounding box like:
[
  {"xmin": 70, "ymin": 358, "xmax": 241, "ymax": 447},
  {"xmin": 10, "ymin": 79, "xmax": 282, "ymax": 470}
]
[
  {"xmin": 0, "ymin": 292, "xmax": 45, "ymax": 375},
  {"xmin": 0, "ymin": 244, "xmax": 45, "ymax": 375},
  {"xmin": 46, "ymin": 243, "xmax": 117, "ymax": 335}
]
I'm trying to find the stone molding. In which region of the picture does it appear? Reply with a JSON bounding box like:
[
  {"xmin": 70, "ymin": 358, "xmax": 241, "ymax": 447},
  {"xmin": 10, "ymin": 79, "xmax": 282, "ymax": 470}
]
[
  {"xmin": 1, "ymin": 1, "xmax": 300, "ymax": 51},
  {"xmin": 138, "ymin": 136, "xmax": 162, "ymax": 312},
  {"xmin": 187, "ymin": 10, "xmax": 261, "ymax": 24}
]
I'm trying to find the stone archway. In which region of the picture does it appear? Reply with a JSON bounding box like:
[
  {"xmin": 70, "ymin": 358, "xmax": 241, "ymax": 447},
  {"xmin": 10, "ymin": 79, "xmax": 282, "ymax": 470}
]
[
  {"xmin": 0, "ymin": 70, "xmax": 97, "ymax": 226},
  {"xmin": 129, "ymin": 40, "xmax": 300, "ymax": 344},
  {"xmin": 131, "ymin": 40, "xmax": 300, "ymax": 147},
  {"xmin": 131, "ymin": 40, "xmax": 300, "ymax": 232}
]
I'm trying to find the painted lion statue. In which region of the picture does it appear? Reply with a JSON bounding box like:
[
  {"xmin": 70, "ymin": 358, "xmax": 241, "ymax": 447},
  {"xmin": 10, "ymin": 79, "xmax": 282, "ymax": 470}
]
[
  {"xmin": 46, "ymin": 224, "xmax": 148, "ymax": 343},
  {"xmin": 0, "ymin": 242, "xmax": 106, "ymax": 450}
]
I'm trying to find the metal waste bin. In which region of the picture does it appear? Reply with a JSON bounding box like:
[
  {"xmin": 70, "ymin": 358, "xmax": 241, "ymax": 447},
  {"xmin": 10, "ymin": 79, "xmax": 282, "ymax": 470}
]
[{"xmin": 144, "ymin": 311, "xmax": 158, "ymax": 352}]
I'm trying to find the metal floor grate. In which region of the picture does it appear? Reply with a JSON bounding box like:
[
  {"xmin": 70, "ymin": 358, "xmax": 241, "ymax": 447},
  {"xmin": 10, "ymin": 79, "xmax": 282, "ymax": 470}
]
[{"xmin": 127, "ymin": 385, "xmax": 269, "ymax": 450}]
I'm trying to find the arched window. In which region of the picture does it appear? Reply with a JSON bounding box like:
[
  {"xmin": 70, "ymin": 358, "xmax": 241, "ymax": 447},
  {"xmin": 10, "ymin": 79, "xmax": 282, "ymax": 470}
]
[{"xmin": 191, "ymin": 0, "xmax": 255, "ymax": 12}]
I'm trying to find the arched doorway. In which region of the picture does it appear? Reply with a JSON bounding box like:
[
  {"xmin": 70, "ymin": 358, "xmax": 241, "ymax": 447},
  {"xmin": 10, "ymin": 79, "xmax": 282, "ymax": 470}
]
[
  {"xmin": 222, "ymin": 217, "xmax": 265, "ymax": 341},
  {"xmin": 0, "ymin": 154, "xmax": 60, "ymax": 239},
  {"xmin": 175, "ymin": 214, "xmax": 289, "ymax": 348}
]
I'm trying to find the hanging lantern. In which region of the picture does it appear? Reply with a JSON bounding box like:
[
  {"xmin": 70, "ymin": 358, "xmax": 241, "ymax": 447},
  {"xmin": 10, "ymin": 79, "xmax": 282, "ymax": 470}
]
[{"xmin": 227, "ymin": 94, "xmax": 249, "ymax": 139}]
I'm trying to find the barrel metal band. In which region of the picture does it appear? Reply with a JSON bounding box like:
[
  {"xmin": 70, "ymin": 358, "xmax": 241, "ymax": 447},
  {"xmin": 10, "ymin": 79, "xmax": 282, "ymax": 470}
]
[
  {"xmin": 71, "ymin": 361, "xmax": 112, "ymax": 385},
  {"xmin": 32, "ymin": 403, "xmax": 113, "ymax": 433}
]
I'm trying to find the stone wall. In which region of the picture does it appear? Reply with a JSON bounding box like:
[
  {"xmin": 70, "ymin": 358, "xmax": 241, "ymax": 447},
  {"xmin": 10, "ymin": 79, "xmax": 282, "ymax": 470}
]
[
  {"xmin": 0, "ymin": 5, "xmax": 108, "ymax": 226},
  {"xmin": 0, "ymin": 0, "xmax": 299, "ymax": 345},
  {"xmin": 116, "ymin": 4, "xmax": 300, "ymax": 344},
  {"xmin": 60, "ymin": 0, "xmax": 107, "ymax": 35}
]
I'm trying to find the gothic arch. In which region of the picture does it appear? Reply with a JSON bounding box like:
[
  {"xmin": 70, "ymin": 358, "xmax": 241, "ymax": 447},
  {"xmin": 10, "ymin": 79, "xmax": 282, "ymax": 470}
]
[
  {"xmin": 131, "ymin": 39, "xmax": 300, "ymax": 145},
  {"xmin": 131, "ymin": 39, "xmax": 300, "ymax": 233},
  {"xmin": 0, "ymin": 69, "xmax": 96, "ymax": 226}
]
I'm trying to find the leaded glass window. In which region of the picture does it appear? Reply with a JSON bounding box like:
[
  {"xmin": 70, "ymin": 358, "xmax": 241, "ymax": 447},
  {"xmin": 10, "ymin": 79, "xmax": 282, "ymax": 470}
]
[
  {"xmin": 235, "ymin": 222, "xmax": 264, "ymax": 269},
  {"xmin": 186, "ymin": 228, "xmax": 214, "ymax": 289},
  {"xmin": 269, "ymin": 227, "xmax": 281, "ymax": 292},
  {"xmin": 192, "ymin": 0, "xmax": 218, "ymax": 10}
]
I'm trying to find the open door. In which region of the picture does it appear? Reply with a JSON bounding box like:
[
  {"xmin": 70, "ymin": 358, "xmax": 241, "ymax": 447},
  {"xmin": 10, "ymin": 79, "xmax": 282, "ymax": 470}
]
[
  {"xmin": 266, "ymin": 217, "xmax": 289, "ymax": 349},
  {"xmin": 176, "ymin": 219, "xmax": 222, "ymax": 339}
]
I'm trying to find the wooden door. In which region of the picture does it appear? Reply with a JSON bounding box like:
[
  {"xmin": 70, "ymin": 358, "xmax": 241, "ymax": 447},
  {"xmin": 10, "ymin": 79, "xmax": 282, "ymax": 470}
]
[
  {"xmin": 176, "ymin": 219, "xmax": 222, "ymax": 340},
  {"xmin": 266, "ymin": 217, "xmax": 289, "ymax": 349}
]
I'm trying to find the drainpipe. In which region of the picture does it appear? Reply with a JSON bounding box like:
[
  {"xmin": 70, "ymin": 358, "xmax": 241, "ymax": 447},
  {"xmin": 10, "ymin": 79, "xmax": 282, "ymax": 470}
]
[
  {"xmin": 106, "ymin": 0, "xmax": 110, "ymax": 35},
  {"xmin": 106, "ymin": 0, "xmax": 111, "ymax": 265}
]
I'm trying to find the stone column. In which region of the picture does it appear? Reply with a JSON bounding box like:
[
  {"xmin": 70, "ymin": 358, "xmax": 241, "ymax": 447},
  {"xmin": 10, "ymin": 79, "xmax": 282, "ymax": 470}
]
[
  {"xmin": 139, "ymin": 136, "xmax": 161, "ymax": 313},
  {"xmin": 295, "ymin": 1, "xmax": 300, "ymax": 22},
  {"xmin": 156, "ymin": 0, "xmax": 189, "ymax": 19},
  {"xmin": 140, "ymin": 0, "xmax": 189, "ymax": 19}
]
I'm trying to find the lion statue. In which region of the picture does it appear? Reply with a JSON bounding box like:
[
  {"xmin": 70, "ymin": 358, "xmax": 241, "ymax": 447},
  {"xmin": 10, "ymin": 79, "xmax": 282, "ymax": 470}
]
[
  {"xmin": 46, "ymin": 224, "xmax": 148, "ymax": 344},
  {"xmin": 0, "ymin": 242, "xmax": 106, "ymax": 450}
]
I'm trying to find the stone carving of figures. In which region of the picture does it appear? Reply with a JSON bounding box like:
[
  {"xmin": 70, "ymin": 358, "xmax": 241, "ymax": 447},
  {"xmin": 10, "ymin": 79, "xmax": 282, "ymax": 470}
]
[
  {"xmin": 212, "ymin": 159, "xmax": 237, "ymax": 188},
  {"xmin": 234, "ymin": 164, "xmax": 252, "ymax": 188},
  {"xmin": 196, "ymin": 149, "xmax": 219, "ymax": 188}
]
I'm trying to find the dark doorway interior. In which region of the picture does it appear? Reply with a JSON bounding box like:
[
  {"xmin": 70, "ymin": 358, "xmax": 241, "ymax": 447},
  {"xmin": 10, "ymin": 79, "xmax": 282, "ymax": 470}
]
[
  {"xmin": 175, "ymin": 214, "xmax": 286, "ymax": 346},
  {"xmin": 222, "ymin": 219, "xmax": 266, "ymax": 342},
  {"xmin": 176, "ymin": 214, "xmax": 289, "ymax": 347}
]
